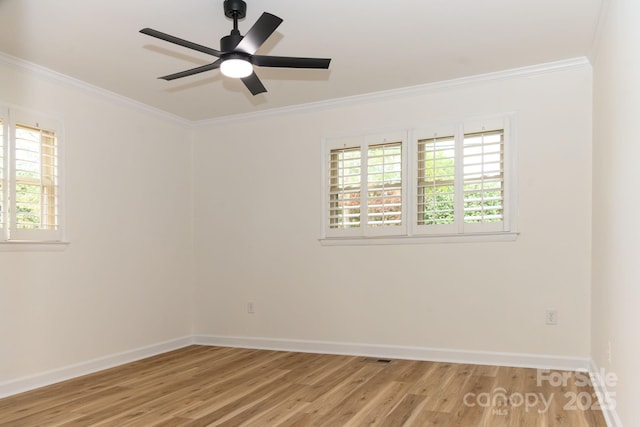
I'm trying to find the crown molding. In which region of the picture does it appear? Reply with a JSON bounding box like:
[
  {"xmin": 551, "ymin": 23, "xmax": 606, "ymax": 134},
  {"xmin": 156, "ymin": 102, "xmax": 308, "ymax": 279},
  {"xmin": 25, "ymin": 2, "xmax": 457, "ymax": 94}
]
[
  {"xmin": 194, "ymin": 56, "xmax": 592, "ymax": 127},
  {"xmin": 0, "ymin": 51, "xmax": 192, "ymax": 127},
  {"xmin": 0, "ymin": 51, "xmax": 590, "ymax": 128},
  {"xmin": 588, "ymin": 0, "xmax": 612, "ymax": 63}
]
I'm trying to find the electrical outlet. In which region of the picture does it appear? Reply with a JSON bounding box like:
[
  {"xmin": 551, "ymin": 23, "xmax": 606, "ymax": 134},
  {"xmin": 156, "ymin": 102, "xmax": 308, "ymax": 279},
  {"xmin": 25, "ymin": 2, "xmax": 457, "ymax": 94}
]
[
  {"xmin": 545, "ymin": 309, "xmax": 558, "ymax": 325},
  {"xmin": 247, "ymin": 301, "xmax": 255, "ymax": 314}
]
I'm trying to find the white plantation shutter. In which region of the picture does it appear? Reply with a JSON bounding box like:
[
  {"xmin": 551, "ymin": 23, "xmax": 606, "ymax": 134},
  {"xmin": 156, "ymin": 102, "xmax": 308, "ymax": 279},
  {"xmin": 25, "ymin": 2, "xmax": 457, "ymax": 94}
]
[
  {"xmin": 324, "ymin": 132, "xmax": 406, "ymax": 237},
  {"xmin": 7, "ymin": 109, "xmax": 63, "ymax": 242},
  {"xmin": 328, "ymin": 146, "xmax": 361, "ymax": 230},
  {"xmin": 463, "ymin": 130, "xmax": 504, "ymax": 231},
  {"xmin": 366, "ymin": 142, "xmax": 402, "ymax": 228},
  {"xmin": 414, "ymin": 117, "xmax": 511, "ymax": 236},
  {"xmin": 322, "ymin": 115, "xmax": 513, "ymax": 242},
  {"xmin": 416, "ymin": 135, "xmax": 456, "ymax": 233}
]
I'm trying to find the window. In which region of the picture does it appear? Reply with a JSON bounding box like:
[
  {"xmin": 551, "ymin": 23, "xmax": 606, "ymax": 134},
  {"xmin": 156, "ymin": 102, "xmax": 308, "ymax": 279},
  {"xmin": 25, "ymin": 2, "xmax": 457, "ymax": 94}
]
[
  {"xmin": 328, "ymin": 146, "xmax": 361, "ymax": 230},
  {"xmin": 325, "ymin": 132, "xmax": 407, "ymax": 237},
  {"xmin": 417, "ymin": 134, "xmax": 456, "ymax": 230},
  {"xmin": 0, "ymin": 107, "xmax": 64, "ymax": 242},
  {"xmin": 322, "ymin": 115, "xmax": 515, "ymax": 242},
  {"xmin": 366, "ymin": 142, "xmax": 403, "ymax": 228},
  {"xmin": 462, "ymin": 130, "xmax": 504, "ymax": 230}
]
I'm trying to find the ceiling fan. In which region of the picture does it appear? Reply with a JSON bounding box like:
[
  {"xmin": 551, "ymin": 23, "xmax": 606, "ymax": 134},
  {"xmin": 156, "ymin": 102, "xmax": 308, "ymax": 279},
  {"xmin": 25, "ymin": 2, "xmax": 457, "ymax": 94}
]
[{"xmin": 140, "ymin": 0, "xmax": 331, "ymax": 95}]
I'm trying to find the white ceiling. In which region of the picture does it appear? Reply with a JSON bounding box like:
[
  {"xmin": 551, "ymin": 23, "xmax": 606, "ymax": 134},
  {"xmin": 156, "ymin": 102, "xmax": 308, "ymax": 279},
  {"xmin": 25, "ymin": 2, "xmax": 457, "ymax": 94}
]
[{"xmin": 0, "ymin": 0, "xmax": 603, "ymax": 122}]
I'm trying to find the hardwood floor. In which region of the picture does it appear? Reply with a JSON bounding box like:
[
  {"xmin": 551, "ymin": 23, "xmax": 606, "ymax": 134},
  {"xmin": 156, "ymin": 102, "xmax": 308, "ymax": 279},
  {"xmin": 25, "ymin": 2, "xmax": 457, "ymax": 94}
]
[{"xmin": 0, "ymin": 345, "xmax": 607, "ymax": 426}]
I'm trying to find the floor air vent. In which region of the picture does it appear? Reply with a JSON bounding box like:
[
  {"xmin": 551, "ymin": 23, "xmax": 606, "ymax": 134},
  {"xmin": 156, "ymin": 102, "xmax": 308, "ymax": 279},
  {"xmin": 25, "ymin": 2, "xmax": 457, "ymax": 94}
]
[{"xmin": 363, "ymin": 358, "xmax": 393, "ymax": 364}]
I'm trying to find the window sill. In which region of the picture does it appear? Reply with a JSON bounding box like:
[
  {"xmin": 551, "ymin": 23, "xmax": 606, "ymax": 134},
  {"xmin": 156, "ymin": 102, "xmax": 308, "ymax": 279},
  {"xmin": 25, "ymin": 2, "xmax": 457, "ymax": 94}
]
[
  {"xmin": 319, "ymin": 232, "xmax": 519, "ymax": 246},
  {"xmin": 0, "ymin": 241, "xmax": 70, "ymax": 252}
]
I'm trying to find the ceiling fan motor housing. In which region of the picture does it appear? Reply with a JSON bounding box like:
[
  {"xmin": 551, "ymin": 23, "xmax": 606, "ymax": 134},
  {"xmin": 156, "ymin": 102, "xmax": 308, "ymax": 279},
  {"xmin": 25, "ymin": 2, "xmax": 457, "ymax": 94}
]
[{"xmin": 221, "ymin": 32, "xmax": 244, "ymax": 52}]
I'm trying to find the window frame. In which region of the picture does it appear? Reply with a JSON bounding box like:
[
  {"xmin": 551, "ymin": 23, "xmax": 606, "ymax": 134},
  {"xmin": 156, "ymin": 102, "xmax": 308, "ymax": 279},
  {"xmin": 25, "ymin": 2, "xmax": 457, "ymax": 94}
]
[
  {"xmin": 321, "ymin": 114, "xmax": 517, "ymax": 244},
  {"xmin": 0, "ymin": 107, "xmax": 7, "ymax": 240},
  {"xmin": 0, "ymin": 105, "xmax": 65, "ymax": 244},
  {"xmin": 411, "ymin": 122, "xmax": 460, "ymax": 236}
]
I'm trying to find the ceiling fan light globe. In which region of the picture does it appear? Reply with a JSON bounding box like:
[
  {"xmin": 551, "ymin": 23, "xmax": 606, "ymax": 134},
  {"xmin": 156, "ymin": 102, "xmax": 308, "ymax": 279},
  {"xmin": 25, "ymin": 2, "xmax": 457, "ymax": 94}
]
[{"xmin": 220, "ymin": 58, "xmax": 253, "ymax": 78}]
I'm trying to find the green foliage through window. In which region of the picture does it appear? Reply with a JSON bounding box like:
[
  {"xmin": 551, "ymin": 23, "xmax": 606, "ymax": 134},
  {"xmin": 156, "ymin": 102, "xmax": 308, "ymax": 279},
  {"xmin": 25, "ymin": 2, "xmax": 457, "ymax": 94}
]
[{"xmin": 417, "ymin": 135, "xmax": 455, "ymax": 225}]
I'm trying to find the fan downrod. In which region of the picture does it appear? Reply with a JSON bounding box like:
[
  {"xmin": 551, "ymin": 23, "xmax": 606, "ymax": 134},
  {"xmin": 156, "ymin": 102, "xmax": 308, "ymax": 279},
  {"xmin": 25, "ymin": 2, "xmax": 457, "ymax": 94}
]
[
  {"xmin": 221, "ymin": 0, "xmax": 247, "ymax": 51},
  {"xmin": 224, "ymin": 0, "xmax": 247, "ymax": 19}
]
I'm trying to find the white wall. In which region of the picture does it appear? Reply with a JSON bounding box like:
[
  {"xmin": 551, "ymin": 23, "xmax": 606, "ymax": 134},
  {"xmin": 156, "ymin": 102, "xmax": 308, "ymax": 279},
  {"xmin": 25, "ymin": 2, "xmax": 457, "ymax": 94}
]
[
  {"xmin": 193, "ymin": 64, "xmax": 593, "ymax": 359},
  {"xmin": 0, "ymin": 57, "xmax": 595, "ymax": 396},
  {"xmin": 0, "ymin": 61, "xmax": 194, "ymax": 384},
  {"xmin": 592, "ymin": 0, "xmax": 640, "ymax": 425}
]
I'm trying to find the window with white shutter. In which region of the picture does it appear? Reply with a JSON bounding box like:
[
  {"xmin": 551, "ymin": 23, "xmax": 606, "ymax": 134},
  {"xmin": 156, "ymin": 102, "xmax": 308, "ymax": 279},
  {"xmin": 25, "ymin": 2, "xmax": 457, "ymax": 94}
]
[
  {"xmin": 321, "ymin": 115, "xmax": 515, "ymax": 243},
  {"xmin": 324, "ymin": 132, "xmax": 406, "ymax": 237},
  {"xmin": 13, "ymin": 124, "xmax": 60, "ymax": 233},
  {"xmin": 367, "ymin": 142, "xmax": 402, "ymax": 228},
  {"xmin": 329, "ymin": 146, "xmax": 361, "ymax": 230},
  {"xmin": 0, "ymin": 106, "xmax": 64, "ymax": 243},
  {"xmin": 463, "ymin": 130, "xmax": 504, "ymax": 231},
  {"xmin": 417, "ymin": 134, "xmax": 456, "ymax": 231}
]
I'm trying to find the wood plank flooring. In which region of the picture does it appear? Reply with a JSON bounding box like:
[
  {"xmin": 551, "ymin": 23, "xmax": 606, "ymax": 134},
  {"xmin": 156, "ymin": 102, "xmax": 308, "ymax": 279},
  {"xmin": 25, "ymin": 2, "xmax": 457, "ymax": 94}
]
[{"xmin": 0, "ymin": 345, "xmax": 607, "ymax": 426}]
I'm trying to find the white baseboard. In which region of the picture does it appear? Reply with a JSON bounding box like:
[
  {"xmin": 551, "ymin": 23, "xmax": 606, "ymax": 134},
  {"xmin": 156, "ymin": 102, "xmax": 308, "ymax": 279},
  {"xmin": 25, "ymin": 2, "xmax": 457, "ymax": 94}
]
[
  {"xmin": 0, "ymin": 336, "xmax": 194, "ymax": 399},
  {"xmin": 589, "ymin": 359, "xmax": 622, "ymax": 427},
  {"xmin": 0, "ymin": 334, "xmax": 595, "ymax": 401},
  {"xmin": 193, "ymin": 334, "xmax": 590, "ymax": 371}
]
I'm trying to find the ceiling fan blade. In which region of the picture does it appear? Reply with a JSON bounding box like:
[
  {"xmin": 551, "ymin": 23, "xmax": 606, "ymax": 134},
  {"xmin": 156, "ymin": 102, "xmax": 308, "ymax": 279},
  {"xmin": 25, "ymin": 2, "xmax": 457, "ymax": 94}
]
[
  {"xmin": 234, "ymin": 12, "xmax": 283, "ymax": 55},
  {"xmin": 252, "ymin": 55, "xmax": 331, "ymax": 69},
  {"xmin": 159, "ymin": 60, "xmax": 222, "ymax": 81},
  {"xmin": 241, "ymin": 72, "xmax": 267, "ymax": 95},
  {"xmin": 140, "ymin": 28, "xmax": 221, "ymax": 57}
]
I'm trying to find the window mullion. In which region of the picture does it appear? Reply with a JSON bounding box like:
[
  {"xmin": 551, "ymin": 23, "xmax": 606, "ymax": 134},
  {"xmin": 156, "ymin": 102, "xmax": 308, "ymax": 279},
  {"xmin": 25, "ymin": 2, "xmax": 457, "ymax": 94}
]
[
  {"xmin": 406, "ymin": 130, "xmax": 414, "ymax": 236},
  {"xmin": 503, "ymin": 119, "xmax": 513, "ymax": 232},
  {"xmin": 8, "ymin": 118, "xmax": 17, "ymax": 239},
  {"xmin": 360, "ymin": 144, "xmax": 369, "ymax": 232},
  {"xmin": 454, "ymin": 123, "xmax": 464, "ymax": 233},
  {"xmin": 0, "ymin": 111, "xmax": 7, "ymax": 240},
  {"xmin": 42, "ymin": 130, "xmax": 55, "ymax": 230}
]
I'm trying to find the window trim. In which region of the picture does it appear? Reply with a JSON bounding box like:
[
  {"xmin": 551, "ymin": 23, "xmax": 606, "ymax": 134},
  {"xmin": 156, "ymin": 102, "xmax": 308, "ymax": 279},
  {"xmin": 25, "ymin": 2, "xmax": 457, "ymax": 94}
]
[
  {"xmin": 319, "ymin": 231, "xmax": 519, "ymax": 246},
  {"xmin": 0, "ymin": 105, "xmax": 66, "ymax": 244},
  {"xmin": 320, "ymin": 114, "xmax": 518, "ymax": 245},
  {"xmin": 0, "ymin": 107, "xmax": 7, "ymax": 241}
]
